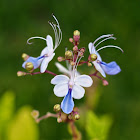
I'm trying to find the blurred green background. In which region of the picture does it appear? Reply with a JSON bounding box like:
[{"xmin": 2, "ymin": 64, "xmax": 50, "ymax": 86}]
[{"xmin": 0, "ymin": 0, "xmax": 140, "ymax": 140}]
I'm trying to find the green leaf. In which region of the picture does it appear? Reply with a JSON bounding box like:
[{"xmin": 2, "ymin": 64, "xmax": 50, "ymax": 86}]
[
  {"xmin": 7, "ymin": 106, "xmax": 39, "ymax": 140},
  {"xmin": 86, "ymin": 111, "xmax": 113, "ymax": 140},
  {"xmin": 0, "ymin": 91, "xmax": 15, "ymax": 139}
]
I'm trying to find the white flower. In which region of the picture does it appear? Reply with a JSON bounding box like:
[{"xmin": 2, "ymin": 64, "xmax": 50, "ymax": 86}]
[
  {"xmin": 26, "ymin": 14, "xmax": 62, "ymax": 73},
  {"xmin": 88, "ymin": 34, "xmax": 123, "ymax": 77},
  {"xmin": 51, "ymin": 65, "xmax": 93, "ymax": 114}
]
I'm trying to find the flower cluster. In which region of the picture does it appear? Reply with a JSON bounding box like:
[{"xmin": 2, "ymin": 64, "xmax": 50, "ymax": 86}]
[{"xmin": 17, "ymin": 15, "xmax": 123, "ymax": 116}]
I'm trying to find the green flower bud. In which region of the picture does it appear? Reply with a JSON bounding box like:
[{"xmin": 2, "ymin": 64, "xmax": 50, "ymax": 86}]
[
  {"xmin": 54, "ymin": 104, "xmax": 61, "ymax": 112},
  {"xmin": 25, "ymin": 62, "xmax": 34, "ymax": 71},
  {"xmin": 74, "ymin": 114, "xmax": 80, "ymax": 120},
  {"xmin": 90, "ymin": 54, "xmax": 97, "ymax": 61},
  {"xmin": 73, "ymin": 30, "xmax": 80, "ymax": 36},
  {"xmin": 65, "ymin": 50, "xmax": 73, "ymax": 59},
  {"xmin": 22, "ymin": 53, "xmax": 29, "ymax": 61}
]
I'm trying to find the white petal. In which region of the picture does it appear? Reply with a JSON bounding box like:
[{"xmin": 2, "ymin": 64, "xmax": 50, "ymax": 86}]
[
  {"xmin": 95, "ymin": 51, "xmax": 102, "ymax": 61},
  {"xmin": 93, "ymin": 61, "xmax": 106, "ymax": 77},
  {"xmin": 88, "ymin": 42, "xmax": 93, "ymax": 54},
  {"xmin": 54, "ymin": 83, "xmax": 68, "ymax": 97},
  {"xmin": 88, "ymin": 42, "xmax": 97, "ymax": 54},
  {"xmin": 40, "ymin": 46, "xmax": 49, "ymax": 56},
  {"xmin": 40, "ymin": 53, "xmax": 55, "ymax": 73},
  {"xmin": 46, "ymin": 35, "xmax": 53, "ymax": 52},
  {"xmin": 75, "ymin": 75, "xmax": 93, "ymax": 87},
  {"xmin": 55, "ymin": 62, "xmax": 70, "ymax": 75},
  {"xmin": 72, "ymin": 84, "xmax": 85, "ymax": 99},
  {"xmin": 51, "ymin": 75, "xmax": 69, "ymax": 85}
]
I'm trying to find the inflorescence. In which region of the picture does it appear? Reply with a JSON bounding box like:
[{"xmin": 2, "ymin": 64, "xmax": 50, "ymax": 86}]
[{"xmin": 17, "ymin": 14, "xmax": 123, "ymax": 122}]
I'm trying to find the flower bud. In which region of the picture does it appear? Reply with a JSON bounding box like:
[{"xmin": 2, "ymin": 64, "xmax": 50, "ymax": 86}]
[
  {"xmin": 73, "ymin": 46, "xmax": 78, "ymax": 52},
  {"xmin": 73, "ymin": 30, "xmax": 80, "ymax": 42},
  {"xmin": 65, "ymin": 50, "xmax": 73, "ymax": 59},
  {"xmin": 22, "ymin": 53, "xmax": 29, "ymax": 61},
  {"xmin": 69, "ymin": 38, "xmax": 73, "ymax": 43},
  {"xmin": 102, "ymin": 80, "xmax": 109, "ymax": 86},
  {"xmin": 73, "ymin": 30, "xmax": 80, "ymax": 36},
  {"xmin": 80, "ymin": 48, "xmax": 85, "ymax": 53},
  {"xmin": 17, "ymin": 71, "xmax": 26, "ymax": 76},
  {"xmin": 70, "ymin": 61, "xmax": 75, "ymax": 66},
  {"xmin": 25, "ymin": 62, "xmax": 34, "ymax": 71},
  {"xmin": 57, "ymin": 57, "xmax": 65, "ymax": 62},
  {"xmin": 74, "ymin": 114, "xmax": 80, "ymax": 120},
  {"xmin": 68, "ymin": 114, "xmax": 73, "ymax": 120},
  {"xmin": 57, "ymin": 116, "xmax": 62, "ymax": 123},
  {"xmin": 31, "ymin": 110, "xmax": 39, "ymax": 119},
  {"xmin": 90, "ymin": 54, "xmax": 97, "ymax": 61},
  {"xmin": 88, "ymin": 62, "xmax": 92, "ymax": 67},
  {"xmin": 54, "ymin": 104, "xmax": 61, "ymax": 112},
  {"xmin": 79, "ymin": 52, "xmax": 84, "ymax": 57}
]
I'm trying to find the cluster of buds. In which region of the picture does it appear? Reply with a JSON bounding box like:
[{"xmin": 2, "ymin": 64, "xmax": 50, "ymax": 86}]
[
  {"xmin": 57, "ymin": 30, "xmax": 87, "ymax": 67},
  {"xmin": 53, "ymin": 104, "xmax": 80, "ymax": 123}
]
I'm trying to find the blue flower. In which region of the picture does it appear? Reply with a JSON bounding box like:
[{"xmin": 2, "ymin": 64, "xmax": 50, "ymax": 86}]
[
  {"xmin": 88, "ymin": 34, "xmax": 123, "ymax": 77},
  {"xmin": 22, "ymin": 56, "xmax": 42, "ymax": 70},
  {"xmin": 51, "ymin": 74, "xmax": 93, "ymax": 114},
  {"xmin": 23, "ymin": 15, "xmax": 62, "ymax": 73}
]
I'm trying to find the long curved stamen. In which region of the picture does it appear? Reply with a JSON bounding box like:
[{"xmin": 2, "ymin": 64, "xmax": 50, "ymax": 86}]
[
  {"xmin": 95, "ymin": 37, "xmax": 116, "ymax": 48},
  {"xmin": 93, "ymin": 34, "xmax": 113, "ymax": 46},
  {"xmin": 49, "ymin": 14, "xmax": 62, "ymax": 51},
  {"xmin": 48, "ymin": 22, "xmax": 59, "ymax": 48},
  {"xmin": 52, "ymin": 14, "xmax": 60, "ymax": 27},
  {"xmin": 27, "ymin": 37, "xmax": 47, "ymax": 45},
  {"xmin": 97, "ymin": 45, "xmax": 124, "ymax": 53},
  {"xmin": 56, "ymin": 25, "xmax": 62, "ymax": 47},
  {"xmin": 52, "ymin": 14, "xmax": 62, "ymax": 46}
]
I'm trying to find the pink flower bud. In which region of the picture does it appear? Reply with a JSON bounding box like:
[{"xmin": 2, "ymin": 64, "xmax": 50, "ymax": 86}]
[{"xmin": 102, "ymin": 80, "xmax": 109, "ymax": 86}]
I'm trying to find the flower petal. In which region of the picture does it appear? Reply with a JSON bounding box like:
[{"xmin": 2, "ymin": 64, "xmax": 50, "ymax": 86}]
[
  {"xmin": 95, "ymin": 51, "xmax": 102, "ymax": 62},
  {"xmin": 88, "ymin": 42, "xmax": 93, "ymax": 54},
  {"xmin": 51, "ymin": 75, "xmax": 69, "ymax": 85},
  {"xmin": 72, "ymin": 84, "xmax": 85, "ymax": 99},
  {"xmin": 53, "ymin": 83, "xmax": 68, "ymax": 97},
  {"xmin": 75, "ymin": 75, "xmax": 93, "ymax": 87},
  {"xmin": 93, "ymin": 61, "xmax": 106, "ymax": 77},
  {"xmin": 61, "ymin": 89, "xmax": 74, "ymax": 114},
  {"xmin": 40, "ymin": 53, "xmax": 55, "ymax": 73},
  {"xmin": 88, "ymin": 42, "xmax": 96, "ymax": 54},
  {"xmin": 40, "ymin": 46, "xmax": 49, "ymax": 56},
  {"xmin": 22, "ymin": 57, "xmax": 41, "ymax": 69},
  {"xmin": 46, "ymin": 35, "xmax": 53, "ymax": 52},
  {"xmin": 55, "ymin": 62, "xmax": 70, "ymax": 75},
  {"xmin": 100, "ymin": 61, "xmax": 121, "ymax": 75}
]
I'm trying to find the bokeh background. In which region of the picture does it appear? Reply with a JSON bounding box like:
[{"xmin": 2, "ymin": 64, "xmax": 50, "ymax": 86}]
[{"xmin": 0, "ymin": 0, "xmax": 140, "ymax": 140}]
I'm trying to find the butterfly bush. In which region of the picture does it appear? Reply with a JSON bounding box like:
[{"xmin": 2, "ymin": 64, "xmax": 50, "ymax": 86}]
[{"xmin": 17, "ymin": 15, "xmax": 123, "ymax": 123}]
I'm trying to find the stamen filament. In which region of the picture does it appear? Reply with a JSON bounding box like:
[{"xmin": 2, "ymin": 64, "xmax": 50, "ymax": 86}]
[
  {"xmin": 93, "ymin": 34, "xmax": 113, "ymax": 46},
  {"xmin": 97, "ymin": 45, "xmax": 124, "ymax": 53},
  {"xmin": 49, "ymin": 22, "xmax": 59, "ymax": 48},
  {"xmin": 95, "ymin": 37, "xmax": 116, "ymax": 48},
  {"xmin": 27, "ymin": 37, "xmax": 47, "ymax": 45}
]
